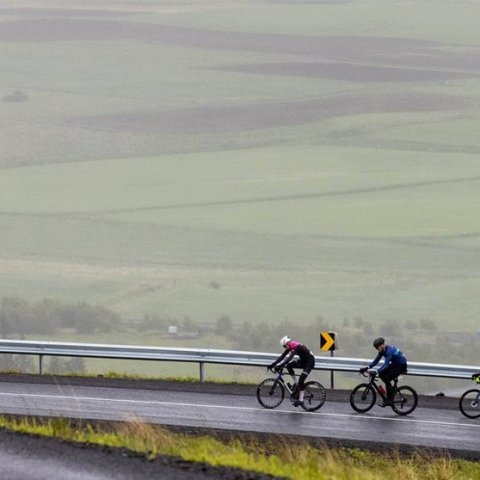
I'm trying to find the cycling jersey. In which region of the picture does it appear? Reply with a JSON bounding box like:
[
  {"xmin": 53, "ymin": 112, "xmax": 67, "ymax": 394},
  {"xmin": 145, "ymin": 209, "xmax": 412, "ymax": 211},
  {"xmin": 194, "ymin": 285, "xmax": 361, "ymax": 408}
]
[
  {"xmin": 271, "ymin": 340, "xmax": 314, "ymax": 369},
  {"xmin": 369, "ymin": 344, "xmax": 407, "ymax": 374}
]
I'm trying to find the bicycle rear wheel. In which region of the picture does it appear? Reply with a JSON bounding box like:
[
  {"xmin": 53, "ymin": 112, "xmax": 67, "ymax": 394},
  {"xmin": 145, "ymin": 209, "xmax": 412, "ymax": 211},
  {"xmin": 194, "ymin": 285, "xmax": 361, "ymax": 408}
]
[
  {"xmin": 256, "ymin": 378, "xmax": 285, "ymax": 409},
  {"xmin": 350, "ymin": 383, "xmax": 376, "ymax": 413},
  {"xmin": 300, "ymin": 381, "xmax": 327, "ymax": 412},
  {"xmin": 459, "ymin": 389, "xmax": 480, "ymax": 419},
  {"xmin": 392, "ymin": 385, "xmax": 418, "ymax": 416}
]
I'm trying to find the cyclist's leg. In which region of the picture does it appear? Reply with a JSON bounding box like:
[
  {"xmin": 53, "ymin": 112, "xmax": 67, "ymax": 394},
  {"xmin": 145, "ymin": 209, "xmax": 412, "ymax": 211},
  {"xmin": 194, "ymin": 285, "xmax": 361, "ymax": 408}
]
[
  {"xmin": 297, "ymin": 357, "xmax": 315, "ymax": 402},
  {"xmin": 379, "ymin": 365, "xmax": 395, "ymax": 399},
  {"xmin": 286, "ymin": 359, "xmax": 301, "ymax": 388},
  {"xmin": 381, "ymin": 364, "xmax": 406, "ymax": 400},
  {"xmin": 287, "ymin": 359, "xmax": 306, "ymax": 405}
]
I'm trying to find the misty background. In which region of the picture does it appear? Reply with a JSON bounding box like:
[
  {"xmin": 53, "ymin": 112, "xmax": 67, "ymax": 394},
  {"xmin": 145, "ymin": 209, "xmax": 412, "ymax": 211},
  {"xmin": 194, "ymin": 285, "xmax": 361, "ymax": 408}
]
[{"xmin": 1, "ymin": 0, "xmax": 479, "ymax": 389}]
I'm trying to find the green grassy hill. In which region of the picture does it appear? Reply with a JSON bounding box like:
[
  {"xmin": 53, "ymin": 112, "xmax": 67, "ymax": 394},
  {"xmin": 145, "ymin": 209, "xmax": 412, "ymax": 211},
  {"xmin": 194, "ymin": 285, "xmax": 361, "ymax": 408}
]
[{"xmin": 1, "ymin": 0, "xmax": 480, "ymax": 335}]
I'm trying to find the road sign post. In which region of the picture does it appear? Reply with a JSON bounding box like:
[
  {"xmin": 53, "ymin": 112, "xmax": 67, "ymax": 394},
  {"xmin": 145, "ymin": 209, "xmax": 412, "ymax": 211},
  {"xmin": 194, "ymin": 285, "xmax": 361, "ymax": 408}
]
[{"xmin": 320, "ymin": 331, "xmax": 337, "ymax": 389}]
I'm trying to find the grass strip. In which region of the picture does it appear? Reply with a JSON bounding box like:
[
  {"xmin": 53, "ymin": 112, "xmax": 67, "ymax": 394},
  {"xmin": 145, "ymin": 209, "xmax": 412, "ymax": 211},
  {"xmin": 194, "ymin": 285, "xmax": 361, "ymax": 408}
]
[{"xmin": 0, "ymin": 416, "xmax": 478, "ymax": 480}]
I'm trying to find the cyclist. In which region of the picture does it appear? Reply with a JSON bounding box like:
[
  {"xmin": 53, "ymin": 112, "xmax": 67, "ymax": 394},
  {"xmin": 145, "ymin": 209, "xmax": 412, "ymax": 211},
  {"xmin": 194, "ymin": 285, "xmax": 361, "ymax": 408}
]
[
  {"xmin": 360, "ymin": 337, "xmax": 407, "ymax": 407},
  {"xmin": 268, "ymin": 336, "xmax": 315, "ymax": 408}
]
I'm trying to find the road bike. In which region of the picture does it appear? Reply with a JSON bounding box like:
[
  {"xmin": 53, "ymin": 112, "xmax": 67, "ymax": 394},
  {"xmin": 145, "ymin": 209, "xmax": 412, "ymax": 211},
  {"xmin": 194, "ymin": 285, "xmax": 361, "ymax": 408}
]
[
  {"xmin": 350, "ymin": 369, "xmax": 418, "ymax": 416},
  {"xmin": 256, "ymin": 367, "xmax": 326, "ymax": 412},
  {"xmin": 459, "ymin": 374, "xmax": 480, "ymax": 419}
]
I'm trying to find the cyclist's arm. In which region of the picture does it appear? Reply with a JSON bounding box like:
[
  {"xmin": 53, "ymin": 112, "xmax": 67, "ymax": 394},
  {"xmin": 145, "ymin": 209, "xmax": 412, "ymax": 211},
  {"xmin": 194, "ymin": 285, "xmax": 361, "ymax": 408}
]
[
  {"xmin": 269, "ymin": 349, "xmax": 289, "ymax": 368},
  {"xmin": 368, "ymin": 351, "xmax": 383, "ymax": 369},
  {"xmin": 377, "ymin": 348, "xmax": 394, "ymax": 373},
  {"xmin": 276, "ymin": 350, "xmax": 295, "ymax": 368}
]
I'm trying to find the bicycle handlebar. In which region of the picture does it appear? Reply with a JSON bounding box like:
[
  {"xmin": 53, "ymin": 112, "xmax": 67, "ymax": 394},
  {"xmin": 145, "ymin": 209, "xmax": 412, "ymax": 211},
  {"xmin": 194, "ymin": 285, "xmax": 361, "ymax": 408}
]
[{"xmin": 268, "ymin": 366, "xmax": 283, "ymax": 373}]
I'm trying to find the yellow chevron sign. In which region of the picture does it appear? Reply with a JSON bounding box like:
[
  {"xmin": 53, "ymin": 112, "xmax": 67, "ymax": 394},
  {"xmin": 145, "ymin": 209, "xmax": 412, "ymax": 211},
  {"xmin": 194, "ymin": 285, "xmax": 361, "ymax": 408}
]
[{"xmin": 320, "ymin": 331, "xmax": 336, "ymax": 351}]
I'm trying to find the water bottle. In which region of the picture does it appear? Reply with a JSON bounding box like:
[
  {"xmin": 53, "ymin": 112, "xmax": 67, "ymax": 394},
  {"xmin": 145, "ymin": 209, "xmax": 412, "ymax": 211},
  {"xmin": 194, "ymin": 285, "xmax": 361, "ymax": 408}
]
[{"xmin": 378, "ymin": 385, "xmax": 386, "ymax": 396}]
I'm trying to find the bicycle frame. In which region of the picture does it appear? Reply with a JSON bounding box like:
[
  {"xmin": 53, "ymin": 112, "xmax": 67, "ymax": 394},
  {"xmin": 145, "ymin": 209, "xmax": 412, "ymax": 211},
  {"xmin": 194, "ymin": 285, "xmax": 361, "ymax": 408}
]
[
  {"xmin": 364, "ymin": 371, "xmax": 396, "ymax": 401},
  {"xmin": 269, "ymin": 368, "xmax": 296, "ymax": 398}
]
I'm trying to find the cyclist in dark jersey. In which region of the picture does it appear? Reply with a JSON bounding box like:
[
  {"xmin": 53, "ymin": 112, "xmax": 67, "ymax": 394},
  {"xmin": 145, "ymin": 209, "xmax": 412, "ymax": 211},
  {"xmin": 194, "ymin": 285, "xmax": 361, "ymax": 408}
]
[
  {"xmin": 268, "ymin": 336, "xmax": 315, "ymax": 407},
  {"xmin": 360, "ymin": 337, "xmax": 407, "ymax": 407}
]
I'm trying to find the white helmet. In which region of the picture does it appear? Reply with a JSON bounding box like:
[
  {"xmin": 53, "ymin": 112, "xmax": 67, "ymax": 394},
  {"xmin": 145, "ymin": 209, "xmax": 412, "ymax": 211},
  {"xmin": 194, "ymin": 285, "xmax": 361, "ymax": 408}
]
[{"xmin": 280, "ymin": 336, "xmax": 291, "ymax": 348}]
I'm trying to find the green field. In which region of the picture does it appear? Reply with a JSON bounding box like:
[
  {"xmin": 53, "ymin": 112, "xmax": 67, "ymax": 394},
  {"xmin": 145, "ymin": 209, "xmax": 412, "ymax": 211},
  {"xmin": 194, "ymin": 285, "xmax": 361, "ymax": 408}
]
[{"xmin": 1, "ymin": 0, "xmax": 480, "ymax": 346}]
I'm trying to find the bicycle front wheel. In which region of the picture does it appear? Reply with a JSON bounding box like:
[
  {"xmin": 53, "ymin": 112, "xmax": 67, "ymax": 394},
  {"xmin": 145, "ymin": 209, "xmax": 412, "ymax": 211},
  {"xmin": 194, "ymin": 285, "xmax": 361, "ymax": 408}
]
[
  {"xmin": 256, "ymin": 378, "xmax": 285, "ymax": 409},
  {"xmin": 350, "ymin": 383, "xmax": 376, "ymax": 413},
  {"xmin": 301, "ymin": 381, "xmax": 327, "ymax": 412},
  {"xmin": 392, "ymin": 386, "xmax": 418, "ymax": 416},
  {"xmin": 459, "ymin": 389, "xmax": 480, "ymax": 419}
]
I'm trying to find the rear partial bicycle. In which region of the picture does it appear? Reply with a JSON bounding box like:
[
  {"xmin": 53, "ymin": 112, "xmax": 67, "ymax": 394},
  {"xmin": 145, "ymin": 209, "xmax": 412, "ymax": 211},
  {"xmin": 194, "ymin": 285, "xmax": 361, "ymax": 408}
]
[{"xmin": 459, "ymin": 374, "xmax": 480, "ymax": 419}]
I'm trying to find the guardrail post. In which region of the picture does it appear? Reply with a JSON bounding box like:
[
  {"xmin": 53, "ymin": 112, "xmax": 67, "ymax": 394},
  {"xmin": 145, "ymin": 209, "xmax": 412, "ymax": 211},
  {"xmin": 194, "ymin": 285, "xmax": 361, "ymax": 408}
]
[
  {"xmin": 199, "ymin": 362, "xmax": 205, "ymax": 383},
  {"xmin": 39, "ymin": 354, "xmax": 44, "ymax": 375},
  {"xmin": 330, "ymin": 351, "xmax": 334, "ymax": 389}
]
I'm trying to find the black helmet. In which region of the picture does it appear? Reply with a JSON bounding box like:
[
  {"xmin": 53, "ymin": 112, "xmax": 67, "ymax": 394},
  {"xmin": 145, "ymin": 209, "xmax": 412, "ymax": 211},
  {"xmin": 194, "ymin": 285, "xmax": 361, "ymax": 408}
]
[{"xmin": 373, "ymin": 337, "xmax": 385, "ymax": 349}]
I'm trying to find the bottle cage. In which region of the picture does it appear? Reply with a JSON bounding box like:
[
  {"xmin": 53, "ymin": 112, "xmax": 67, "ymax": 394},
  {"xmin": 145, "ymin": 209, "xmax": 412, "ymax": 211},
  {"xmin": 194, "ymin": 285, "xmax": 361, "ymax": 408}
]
[{"xmin": 475, "ymin": 375, "xmax": 480, "ymax": 385}]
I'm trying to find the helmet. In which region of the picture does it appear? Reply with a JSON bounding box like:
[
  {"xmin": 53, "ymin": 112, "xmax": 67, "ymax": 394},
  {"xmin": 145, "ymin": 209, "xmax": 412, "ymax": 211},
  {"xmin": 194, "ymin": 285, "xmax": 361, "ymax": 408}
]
[
  {"xmin": 280, "ymin": 336, "xmax": 291, "ymax": 348},
  {"xmin": 373, "ymin": 337, "xmax": 385, "ymax": 349}
]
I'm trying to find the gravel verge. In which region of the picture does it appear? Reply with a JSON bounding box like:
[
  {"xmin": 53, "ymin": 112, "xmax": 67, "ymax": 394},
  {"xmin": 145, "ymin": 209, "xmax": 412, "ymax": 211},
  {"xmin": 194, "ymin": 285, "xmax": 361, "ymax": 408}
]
[{"xmin": 0, "ymin": 427, "xmax": 284, "ymax": 480}]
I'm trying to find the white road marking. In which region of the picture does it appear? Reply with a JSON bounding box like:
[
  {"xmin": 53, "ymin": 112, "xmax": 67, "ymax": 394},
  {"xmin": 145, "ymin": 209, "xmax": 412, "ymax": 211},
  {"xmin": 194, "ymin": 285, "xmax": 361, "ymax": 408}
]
[{"xmin": 0, "ymin": 392, "xmax": 478, "ymax": 429}]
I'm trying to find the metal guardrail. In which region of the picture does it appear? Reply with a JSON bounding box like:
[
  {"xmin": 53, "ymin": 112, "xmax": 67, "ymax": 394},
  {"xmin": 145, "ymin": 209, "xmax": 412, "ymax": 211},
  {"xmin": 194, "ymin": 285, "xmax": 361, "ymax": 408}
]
[{"xmin": 0, "ymin": 339, "xmax": 478, "ymax": 384}]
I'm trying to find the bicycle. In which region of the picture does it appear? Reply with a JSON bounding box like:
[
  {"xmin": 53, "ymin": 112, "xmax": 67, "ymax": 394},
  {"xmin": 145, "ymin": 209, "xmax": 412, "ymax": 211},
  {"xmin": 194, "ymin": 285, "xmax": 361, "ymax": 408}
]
[
  {"xmin": 350, "ymin": 369, "xmax": 418, "ymax": 416},
  {"xmin": 459, "ymin": 374, "xmax": 480, "ymax": 419},
  {"xmin": 256, "ymin": 366, "xmax": 326, "ymax": 412}
]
